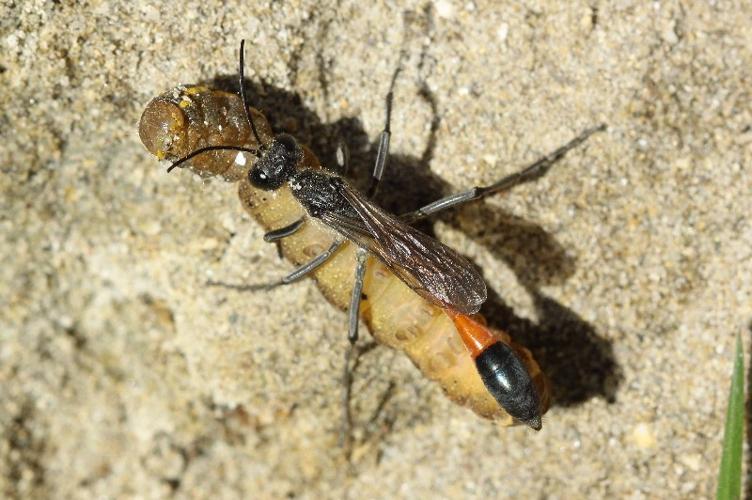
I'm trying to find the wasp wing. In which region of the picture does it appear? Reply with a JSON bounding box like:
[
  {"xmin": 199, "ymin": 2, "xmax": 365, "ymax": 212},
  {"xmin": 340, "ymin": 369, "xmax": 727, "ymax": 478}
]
[{"xmin": 320, "ymin": 183, "xmax": 487, "ymax": 314}]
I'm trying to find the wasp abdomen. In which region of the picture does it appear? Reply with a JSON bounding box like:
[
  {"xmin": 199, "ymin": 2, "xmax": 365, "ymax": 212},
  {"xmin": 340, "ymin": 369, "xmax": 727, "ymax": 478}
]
[{"xmin": 475, "ymin": 343, "xmax": 543, "ymax": 430}]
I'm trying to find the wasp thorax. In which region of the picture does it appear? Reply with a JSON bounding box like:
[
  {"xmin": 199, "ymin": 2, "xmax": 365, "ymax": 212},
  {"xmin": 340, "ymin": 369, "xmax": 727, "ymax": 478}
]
[{"xmin": 249, "ymin": 133, "xmax": 302, "ymax": 190}]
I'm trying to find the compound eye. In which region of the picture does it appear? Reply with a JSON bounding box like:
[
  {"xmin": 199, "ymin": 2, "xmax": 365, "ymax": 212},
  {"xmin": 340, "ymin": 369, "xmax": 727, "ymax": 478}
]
[{"xmin": 249, "ymin": 166, "xmax": 280, "ymax": 190}]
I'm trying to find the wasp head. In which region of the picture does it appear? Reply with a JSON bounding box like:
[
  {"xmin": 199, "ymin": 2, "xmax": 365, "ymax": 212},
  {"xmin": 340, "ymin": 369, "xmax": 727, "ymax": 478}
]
[{"xmin": 249, "ymin": 133, "xmax": 302, "ymax": 190}]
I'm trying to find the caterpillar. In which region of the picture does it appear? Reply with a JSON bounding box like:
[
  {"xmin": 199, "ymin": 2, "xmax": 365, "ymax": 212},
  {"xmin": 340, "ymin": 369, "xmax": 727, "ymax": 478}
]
[{"xmin": 137, "ymin": 45, "xmax": 600, "ymax": 430}]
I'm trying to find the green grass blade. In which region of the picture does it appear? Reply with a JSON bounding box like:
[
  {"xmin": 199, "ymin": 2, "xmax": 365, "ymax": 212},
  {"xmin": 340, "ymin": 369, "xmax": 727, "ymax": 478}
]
[{"xmin": 716, "ymin": 333, "xmax": 745, "ymax": 500}]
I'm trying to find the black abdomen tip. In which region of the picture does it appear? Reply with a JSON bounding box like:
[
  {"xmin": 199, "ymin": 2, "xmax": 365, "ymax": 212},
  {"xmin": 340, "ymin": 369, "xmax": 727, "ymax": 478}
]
[{"xmin": 475, "ymin": 342, "xmax": 542, "ymax": 430}]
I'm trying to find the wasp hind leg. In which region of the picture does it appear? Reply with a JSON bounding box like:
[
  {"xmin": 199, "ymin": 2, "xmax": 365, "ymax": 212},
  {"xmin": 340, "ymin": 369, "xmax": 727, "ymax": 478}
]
[
  {"xmin": 400, "ymin": 124, "xmax": 607, "ymax": 223},
  {"xmin": 207, "ymin": 240, "xmax": 343, "ymax": 291},
  {"xmin": 340, "ymin": 247, "xmax": 369, "ymax": 453}
]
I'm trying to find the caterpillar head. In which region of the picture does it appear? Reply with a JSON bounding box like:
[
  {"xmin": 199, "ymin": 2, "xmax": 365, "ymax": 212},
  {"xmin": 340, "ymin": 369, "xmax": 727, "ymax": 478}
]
[{"xmin": 139, "ymin": 86, "xmax": 271, "ymax": 181}]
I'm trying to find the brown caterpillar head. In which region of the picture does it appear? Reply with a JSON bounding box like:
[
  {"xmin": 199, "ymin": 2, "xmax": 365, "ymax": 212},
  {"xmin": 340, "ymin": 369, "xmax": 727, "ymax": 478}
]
[
  {"xmin": 139, "ymin": 95, "xmax": 190, "ymax": 161},
  {"xmin": 139, "ymin": 86, "xmax": 272, "ymax": 181}
]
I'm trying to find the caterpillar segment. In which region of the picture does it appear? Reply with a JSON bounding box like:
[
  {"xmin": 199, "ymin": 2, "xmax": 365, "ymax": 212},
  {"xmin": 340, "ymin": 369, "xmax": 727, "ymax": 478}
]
[
  {"xmin": 139, "ymin": 85, "xmax": 274, "ymax": 181},
  {"xmin": 139, "ymin": 85, "xmax": 550, "ymax": 427}
]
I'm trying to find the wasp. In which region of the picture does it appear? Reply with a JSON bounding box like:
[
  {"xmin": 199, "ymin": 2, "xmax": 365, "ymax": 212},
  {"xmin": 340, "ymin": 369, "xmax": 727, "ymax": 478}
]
[{"xmin": 139, "ymin": 40, "xmax": 605, "ymax": 435}]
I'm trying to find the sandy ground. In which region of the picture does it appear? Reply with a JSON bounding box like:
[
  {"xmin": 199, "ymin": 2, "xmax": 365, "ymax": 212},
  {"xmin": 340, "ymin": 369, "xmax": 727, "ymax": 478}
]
[{"xmin": 2, "ymin": 0, "xmax": 751, "ymax": 498}]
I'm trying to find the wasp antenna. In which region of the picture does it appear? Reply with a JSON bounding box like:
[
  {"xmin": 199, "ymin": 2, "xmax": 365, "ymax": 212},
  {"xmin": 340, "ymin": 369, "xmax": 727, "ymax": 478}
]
[
  {"xmin": 239, "ymin": 40, "xmax": 264, "ymax": 148},
  {"xmin": 167, "ymin": 145, "xmax": 259, "ymax": 173}
]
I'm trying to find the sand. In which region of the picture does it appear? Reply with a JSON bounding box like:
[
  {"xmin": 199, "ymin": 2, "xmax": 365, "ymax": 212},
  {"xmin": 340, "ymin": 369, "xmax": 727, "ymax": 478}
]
[{"xmin": 2, "ymin": 0, "xmax": 751, "ymax": 498}]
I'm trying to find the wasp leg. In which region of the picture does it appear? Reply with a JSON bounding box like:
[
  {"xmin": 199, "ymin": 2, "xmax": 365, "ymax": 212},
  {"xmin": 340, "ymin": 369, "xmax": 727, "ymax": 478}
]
[
  {"xmin": 263, "ymin": 218, "xmax": 305, "ymax": 260},
  {"xmin": 341, "ymin": 247, "xmax": 369, "ymax": 451},
  {"xmin": 367, "ymin": 101, "xmax": 391, "ymax": 198},
  {"xmin": 366, "ymin": 64, "xmax": 404, "ymax": 198},
  {"xmin": 207, "ymin": 240, "xmax": 343, "ymax": 291},
  {"xmin": 400, "ymin": 124, "xmax": 607, "ymax": 223},
  {"xmin": 263, "ymin": 218, "xmax": 305, "ymax": 243}
]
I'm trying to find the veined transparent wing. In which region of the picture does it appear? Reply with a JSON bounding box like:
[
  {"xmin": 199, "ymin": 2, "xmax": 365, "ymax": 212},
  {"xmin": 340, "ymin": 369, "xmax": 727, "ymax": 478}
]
[{"xmin": 319, "ymin": 183, "xmax": 487, "ymax": 314}]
